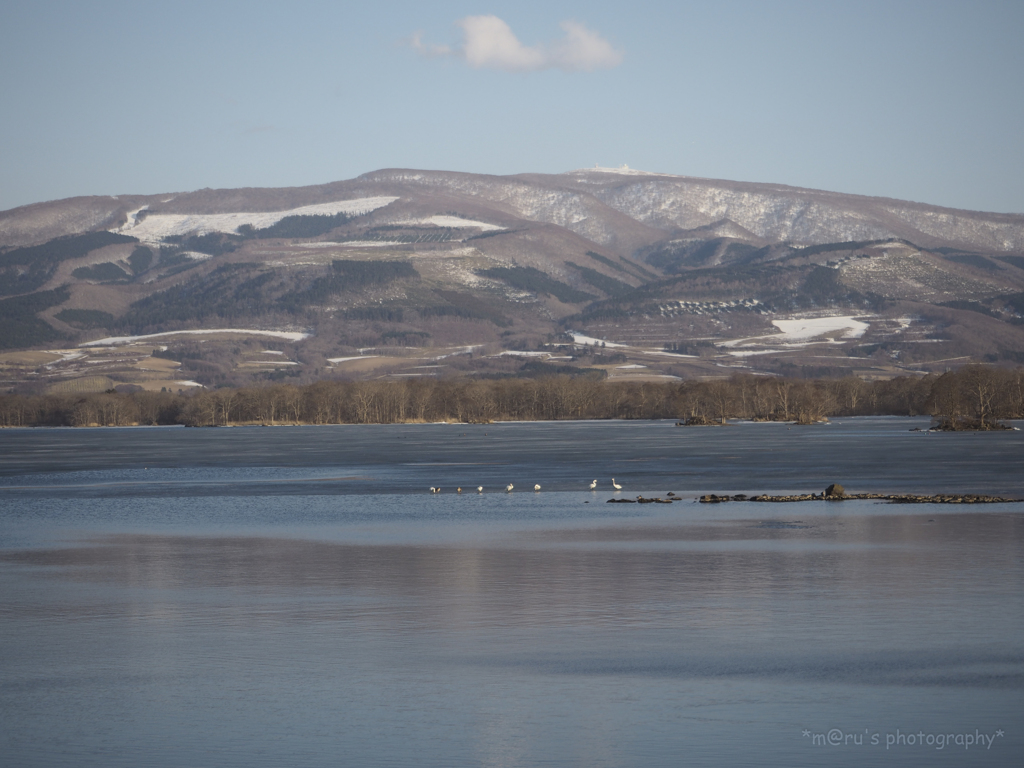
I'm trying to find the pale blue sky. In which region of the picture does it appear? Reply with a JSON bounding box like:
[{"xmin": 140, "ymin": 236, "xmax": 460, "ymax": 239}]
[{"xmin": 2, "ymin": 0, "xmax": 1022, "ymax": 213}]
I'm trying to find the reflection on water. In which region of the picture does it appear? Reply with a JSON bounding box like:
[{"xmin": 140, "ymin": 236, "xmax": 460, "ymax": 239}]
[{"xmin": 1, "ymin": 419, "xmax": 1023, "ymax": 767}]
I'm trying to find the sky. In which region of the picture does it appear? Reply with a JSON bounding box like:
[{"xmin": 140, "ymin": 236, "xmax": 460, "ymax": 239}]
[{"xmin": 2, "ymin": 0, "xmax": 1023, "ymax": 214}]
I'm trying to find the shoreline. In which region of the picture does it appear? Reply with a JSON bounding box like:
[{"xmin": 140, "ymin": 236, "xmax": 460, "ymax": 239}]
[{"xmin": 3, "ymin": 416, "xmax": 1022, "ymax": 431}]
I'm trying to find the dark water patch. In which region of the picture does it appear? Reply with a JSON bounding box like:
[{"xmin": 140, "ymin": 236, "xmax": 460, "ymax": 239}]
[{"xmin": 466, "ymin": 648, "xmax": 1024, "ymax": 688}]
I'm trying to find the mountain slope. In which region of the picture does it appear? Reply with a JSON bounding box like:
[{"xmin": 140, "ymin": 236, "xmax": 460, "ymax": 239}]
[{"xmin": 1, "ymin": 167, "xmax": 1023, "ymax": 393}]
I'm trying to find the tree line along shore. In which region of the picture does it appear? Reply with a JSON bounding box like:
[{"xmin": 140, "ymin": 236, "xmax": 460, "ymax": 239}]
[{"xmin": 1, "ymin": 365, "xmax": 1022, "ymax": 429}]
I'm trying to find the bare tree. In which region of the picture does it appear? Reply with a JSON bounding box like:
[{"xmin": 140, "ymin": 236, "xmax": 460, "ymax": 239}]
[{"xmin": 960, "ymin": 365, "xmax": 998, "ymax": 428}]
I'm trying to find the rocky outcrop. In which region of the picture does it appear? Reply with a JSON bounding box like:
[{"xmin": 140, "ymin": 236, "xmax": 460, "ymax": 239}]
[
  {"xmin": 607, "ymin": 496, "xmax": 675, "ymax": 503},
  {"xmin": 824, "ymin": 483, "xmax": 845, "ymax": 498},
  {"xmin": 699, "ymin": 489, "xmax": 1022, "ymax": 504}
]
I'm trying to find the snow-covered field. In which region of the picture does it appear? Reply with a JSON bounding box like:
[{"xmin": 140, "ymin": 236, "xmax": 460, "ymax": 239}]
[
  {"xmin": 722, "ymin": 349, "xmax": 784, "ymax": 358},
  {"xmin": 569, "ymin": 332, "xmax": 627, "ymax": 348},
  {"xmin": 327, "ymin": 356, "xmax": 379, "ymax": 364},
  {"xmin": 770, "ymin": 316, "xmax": 869, "ymax": 340},
  {"xmin": 395, "ymin": 215, "xmax": 504, "ymax": 231},
  {"xmin": 44, "ymin": 350, "xmax": 87, "ymax": 365},
  {"xmin": 113, "ymin": 198, "xmax": 398, "ymax": 242},
  {"xmin": 569, "ymin": 319, "xmax": 868, "ymax": 361},
  {"xmin": 430, "ymin": 345, "xmax": 484, "ymax": 360},
  {"xmin": 81, "ymin": 329, "xmax": 311, "ymax": 347},
  {"xmin": 643, "ymin": 350, "xmax": 699, "ymax": 359},
  {"xmin": 313, "ymin": 241, "xmax": 401, "ymax": 248},
  {"xmin": 721, "ymin": 316, "xmax": 869, "ymax": 355}
]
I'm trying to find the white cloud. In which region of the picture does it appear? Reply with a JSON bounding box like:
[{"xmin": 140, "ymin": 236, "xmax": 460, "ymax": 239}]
[
  {"xmin": 411, "ymin": 16, "xmax": 623, "ymax": 73},
  {"xmin": 459, "ymin": 16, "xmax": 547, "ymax": 71},
  {"xmin": 408, "ymin": 31, "xmax": 452, "ymax": 58},
  {"xmin": 547, "ymin": 21, "xmax": 623, "ymax": 72}
]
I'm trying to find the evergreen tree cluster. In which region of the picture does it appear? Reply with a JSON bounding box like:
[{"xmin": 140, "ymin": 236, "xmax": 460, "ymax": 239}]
[
  {"xmin": 477, "ymin": 266, "xmax": 596, "ymax": 304},
  {"xmin": 278, "ymin": 260, "xmax": 419, "ymax": 312},
  {"xmin": 71, "ymin": 262, "xmax": 130, "ymax": 282},
  {"xmin": 237, "ymin": 212, "xmax": 353, "ymax": 240},
  {"xmin": 162, "ymin": 232, "xmax": 240, "ymax": 257},
  {"xmin": 116, "ymin": 264, "xmax": 277, "ymax": 332},
  {"xmin": 0, "ymin": 287, "xmax": 70, "ymax": 349},
  {"xmin": 423, "ymin": 290, "xmax": 511, "ymax": 326},
  {"xmin": 117, "ymin": 259, "xmax": 421, "ymax": 331},
  {"xmin": 565, "ymin": 261, "xmax": 634, "ymax": 297},
  {"xmin": 55, "ymin": 309, "xmax": 115, "ymax": 329},
  {"xmin": 584, "ymin": 250, "xmax": 633, "ymax": 276},
  {"xmin": 127, "ymin": 246, "xmax": 154, "ymax": 275},
  {"xmin": 0, "ymin": 232, "xmax": 137, "ymax": 296}
]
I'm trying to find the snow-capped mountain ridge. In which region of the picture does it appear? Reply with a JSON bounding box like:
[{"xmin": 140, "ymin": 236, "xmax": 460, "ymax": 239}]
[{"xmin": 2, "ymin": 167, "xmax": 1022, "ymax": 254}]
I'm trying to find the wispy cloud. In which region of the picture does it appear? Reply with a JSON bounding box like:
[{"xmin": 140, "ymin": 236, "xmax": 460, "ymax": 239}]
[
  {"xmin": 408, "ymin": 31, "xmax": 453, "ymax": 59},
  {"xmin": 409, "ymin": 16, "xmax": 623, "ymax": 73}
]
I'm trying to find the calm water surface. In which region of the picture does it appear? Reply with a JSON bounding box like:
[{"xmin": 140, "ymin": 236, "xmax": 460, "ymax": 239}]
[{"xmin": 1, "ymin": 418, "xmax": 1022, "ymax": 767}]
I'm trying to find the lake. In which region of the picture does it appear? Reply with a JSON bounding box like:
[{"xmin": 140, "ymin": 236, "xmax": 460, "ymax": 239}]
[{"xmin": 1, "ymin": 417, "xmax": 1022, "ymax": 767}]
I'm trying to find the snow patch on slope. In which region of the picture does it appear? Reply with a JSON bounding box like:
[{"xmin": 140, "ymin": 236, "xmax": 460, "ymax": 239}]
[
  {"xmin": 721, "ymin": 316, "xmax": 869, "ymax": 355},
  {"xmin": 770, "ymin": 316, "xmax": 869, "ymax": 341},
  {"xmin": 113, "ymin": 198, "xmax": 398, "ymax": 243},
  {"xmin": 81, "ymin": 329, "xmax": 311, "ymax": 347},
  {"xmin": 569, "ymin": 332, "xmax": 627, "ymax": 348},
  {"xmin": 567, "ymin": 165, "xmax": 675, "ymax": 177},
  {"xmin": 396, "ymin": 215, "xmax": 503, "ymax": 230}
]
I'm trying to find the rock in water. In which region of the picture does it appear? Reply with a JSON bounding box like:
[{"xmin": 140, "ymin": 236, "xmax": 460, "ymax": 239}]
[{"xmin": 824, "ymin": 483, "xmax": 845, "ymax": 499}]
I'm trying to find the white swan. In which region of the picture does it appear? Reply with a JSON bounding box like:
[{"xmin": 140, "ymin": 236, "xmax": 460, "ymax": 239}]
[
  {"xmin": 612, "ymin": 478, "xmax": 622, "ymax": 491},
  {"xmin": 477, "ymin": 486, "xmax": 483, "ymax": 493},
  {"xmin": 589, "ymin": 479, "xmax": 597, "ymax": 490},
  {"xmin": 506, "ymin": 483, "xmax": 514, "ymax": 492},
  {"xmin": 534, "ymin": 484, "xmax": 541, "ymax": 491}
]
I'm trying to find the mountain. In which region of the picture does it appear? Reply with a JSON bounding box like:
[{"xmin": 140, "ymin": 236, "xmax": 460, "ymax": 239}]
[{"xmin": 1, "ymin": 167, "xmax": 1023, "ymax": 394}]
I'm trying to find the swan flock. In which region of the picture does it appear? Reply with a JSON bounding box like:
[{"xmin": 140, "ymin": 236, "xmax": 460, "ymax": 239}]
[{"xmin": 429, "ymin": 480, "xmax": 623, "ymax": 493}]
